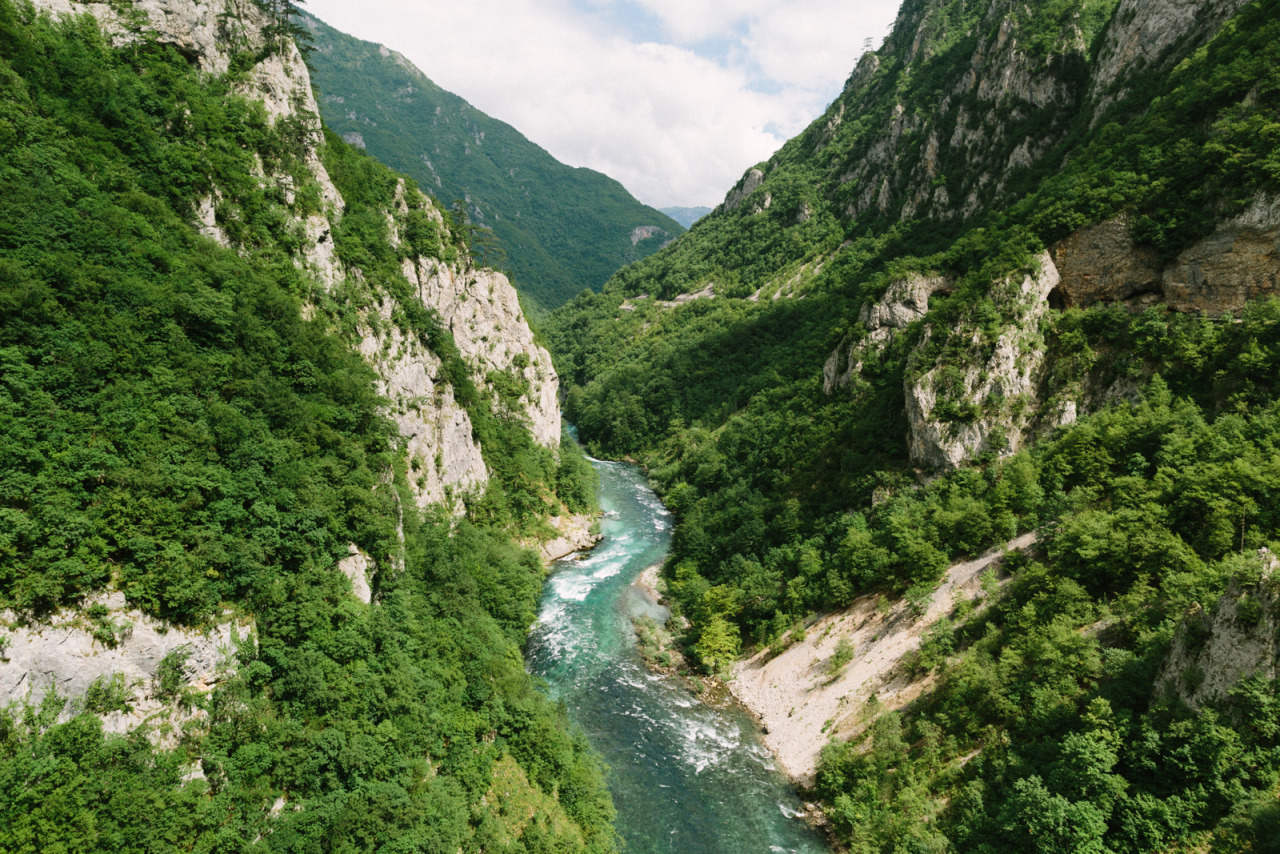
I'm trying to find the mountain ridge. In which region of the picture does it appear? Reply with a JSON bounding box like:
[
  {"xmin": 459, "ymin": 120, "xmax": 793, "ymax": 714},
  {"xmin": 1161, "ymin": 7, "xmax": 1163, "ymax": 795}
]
[{"xmin": 304, "ymin": 14, "xmax": 684, "ymax": 313}]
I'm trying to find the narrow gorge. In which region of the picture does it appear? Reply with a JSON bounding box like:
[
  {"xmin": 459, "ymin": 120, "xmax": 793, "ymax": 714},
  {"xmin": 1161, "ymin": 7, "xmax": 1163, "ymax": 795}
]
[{"xmin": 4, "ymin": 0, "xmax": 1280, "ymax": 852}]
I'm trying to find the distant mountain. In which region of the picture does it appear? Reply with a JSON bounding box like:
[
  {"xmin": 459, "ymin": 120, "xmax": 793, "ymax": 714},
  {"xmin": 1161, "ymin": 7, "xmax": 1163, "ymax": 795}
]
[
  {"xmin": 304, "ymin": 16, "xmax": 683, "ymax": 312},
  {"xmin": 660, "ymin": 206, "xmax": 713, "ymax": 228}
]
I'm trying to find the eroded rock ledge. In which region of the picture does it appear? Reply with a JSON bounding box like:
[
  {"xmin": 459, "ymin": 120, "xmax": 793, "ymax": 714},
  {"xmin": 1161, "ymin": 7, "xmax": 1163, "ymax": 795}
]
[{"xmin": 1052, "ymin": 198, "xmax": 1280, "ymax": 314}]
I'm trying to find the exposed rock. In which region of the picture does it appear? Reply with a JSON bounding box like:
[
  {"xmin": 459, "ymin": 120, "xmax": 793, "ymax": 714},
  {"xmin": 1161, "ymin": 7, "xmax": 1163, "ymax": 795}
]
[
  {"xmin": 1090, "ymin": 0, "xmax": 1252, "ymax": 118},
  {"xmin": 656, "ymin": 283, "xmax": 715, "ymax": 308},
  {"xmin": 0, "ymin": 595, "xmax": 248, "ymax": 739},
  {"xmin": 405, "ymin": 262, "xmax": 560, "ymax": 448},
  {"xmin": 823, "ymin": 274, "xmax": 952, "ymax": 394},
  {"xmin": 720, "ymin": 168, "xmax": 765, "ymax": 213},
  {"xmin": 337, "ymin": 544, "xmax": 374, "ymax": 604},
  {"xmin": 195, "ymin": 193, "xmax": 229, "ymax": 247},
  {"xmin": 31, "ymin": 0, "xmax": 236, "ymax": 73},
  {"xmin": 1051, "ymin": 217, "xmax": 1162, "ymax": 308},
  {"xmin": 863, "ymin": 273, "xmax": 952, "ymax": 331},
  {"xmin": 629, "ymin": 225, "xmax": 669, "ymax": 245},
  {"xmin": 732, "ymin": 532, "xmax": 1036, "ymax": 784},
  {"xmin": 836, "ymin": 0, "xmax": 1091, "ymax": 226},
  {"xmin": 237, "ymin": 37, "xmax": 346, "ymax": 290},
  {"xmin": 539, "ymin": 515, "xmax": 602, "ymax": 565},
  {"xmin": 1157, "ymin": 549, "xmax": 1279, "ymax": 708},
  {"xmin": 905, "ymin": 253, "xmax": 1060, "ymax": 470},
  {"xmin": 355, "ymin": 298, "xmax": 487, "ymax": 512},
  {"xmin": 1052, "ymin": 198, "xmax": 1280, "ymax": 313},
  {"xmin": 1163, "ymin": 195, "xmax": 1280, "ymax": 313}
]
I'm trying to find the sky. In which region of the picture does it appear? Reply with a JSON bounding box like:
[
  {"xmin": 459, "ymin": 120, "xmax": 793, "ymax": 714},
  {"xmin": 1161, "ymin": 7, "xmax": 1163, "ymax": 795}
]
[{"xmin": 302, "ymin": 0, "xmax": 901, "ymax": 210}]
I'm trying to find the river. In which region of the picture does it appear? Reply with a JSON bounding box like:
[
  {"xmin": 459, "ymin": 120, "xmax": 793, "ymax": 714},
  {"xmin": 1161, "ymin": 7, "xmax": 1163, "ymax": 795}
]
[{"xmin": 525, "ymin": 458, "xmax": 829, "ymax": 854}]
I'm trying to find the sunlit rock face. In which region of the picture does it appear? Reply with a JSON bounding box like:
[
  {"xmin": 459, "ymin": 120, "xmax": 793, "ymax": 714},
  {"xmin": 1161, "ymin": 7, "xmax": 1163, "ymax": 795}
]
[
  {"xmin": 904, "ymin": 253, "xmax": 1061, "ymax": 471},
  {"xmin": 1158, "ymin": 549, "xmax": 1280, "ymax": 709},
  {"xmin": 0, "ymin": 592, "xmax": 248, "ymax": 741}
]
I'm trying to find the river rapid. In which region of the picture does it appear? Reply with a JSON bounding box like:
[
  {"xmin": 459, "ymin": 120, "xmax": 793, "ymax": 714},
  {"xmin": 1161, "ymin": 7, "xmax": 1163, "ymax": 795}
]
[{"xmin": 525, "ymin": 459, "xmax": 829, "ymax": 854}]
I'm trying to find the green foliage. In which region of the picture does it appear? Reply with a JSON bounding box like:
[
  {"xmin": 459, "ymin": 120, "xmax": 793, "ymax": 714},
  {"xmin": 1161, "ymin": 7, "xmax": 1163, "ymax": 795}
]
[
  {"xmin": 693, "ymin": 615, "xmax": 740, "ymax": 676},
  {"xmin": 1021, "ymin": 0, "xmax": 1280, "ymax": 255},
  {"xmin": 303, "ymin": 15, "xmax": 683, "ymax": 312},
  {"xmin": 153, "ymin": 646, "xmax": 190, "ymax": 702},
  {"xmin": 0, "ymin": 4, "xmax": 616, "ymax": 851},
  {"xmin": 319, "ymin": 129, "xmax": 567, "ymax": 535},
  {"xmin": 81, "ymin": 674, "xmax": 136, "ymax": 715},
  {"xmin": 556, "ymin": 429, "xmax": 600, "ymax": 515},
  {"xmin": 827, "ymin": 637, "xmax": 856, "ymax": 676},
  {"xmin": 545, "ymin": 1, "xmax": 1280, "ymax": 850}
]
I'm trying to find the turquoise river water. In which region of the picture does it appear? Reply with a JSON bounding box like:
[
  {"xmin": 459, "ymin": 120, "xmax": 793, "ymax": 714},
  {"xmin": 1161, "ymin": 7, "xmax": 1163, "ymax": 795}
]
[{"xmin": 525, "ymin": 458, "xmax": 829, "ymax": 854}]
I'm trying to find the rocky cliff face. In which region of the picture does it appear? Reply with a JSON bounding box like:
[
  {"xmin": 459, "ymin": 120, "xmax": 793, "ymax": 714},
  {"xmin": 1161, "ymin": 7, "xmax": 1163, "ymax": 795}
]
[
  {"xmin": 823, "ymin": 273, "xmax": 953, "ymax": 394},
  {"xmin": 20, "ymin": 0, "xmax": 563, "ymax": 718},
  {"xmin": 825, "ymin": 190, "xmax": 1279, "ymax": 470},
  {"xmin": 1088, "ymin": 0, "xmax": 1252, "ymax": 117},
  {"xmin": 714, "ymin": 0, "xmax": 1254, "ymax": 236},
  {"xmin": 825, "ymin": 255, "xmax": 1068, "ymax": 471},
  {"xmin": 354, "ymin": 294, "xmax": 488, "ymax": 512},
  {"xmin": 0, "ymin": 593, "xmax": 249, "ymax": 739},
  {"xmin": 1052, "ymin": 197, "xmax": 1280, "ymax": 313},
  {"xmin": 904, "ymin": 253, "xmax": 1063, "ymax": 470},
  {"xmin": 1158, "ymin": 549, "xmax": 1280, "ymax": 709},
  {"xmin": 398, "ymin": 245, "xmax": 560, "ymax": 449},
  {"xmin": 33, "ymin": 0, "xmax": 557, "ymax": 495}
]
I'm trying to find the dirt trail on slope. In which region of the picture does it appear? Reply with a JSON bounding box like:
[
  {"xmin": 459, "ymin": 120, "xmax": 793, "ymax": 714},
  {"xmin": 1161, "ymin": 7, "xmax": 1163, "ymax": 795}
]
[{"xmin": 731, "ymin": 532, "xmax": 1036, "ymax": 785}]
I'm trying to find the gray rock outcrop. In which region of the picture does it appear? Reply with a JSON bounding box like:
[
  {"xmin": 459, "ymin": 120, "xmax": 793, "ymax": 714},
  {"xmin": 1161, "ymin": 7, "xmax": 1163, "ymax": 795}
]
[
  {"xmin": 0, "ymin": 594, "xmax": 247, "ymax": 739},
  {"xmin": 823, "ymin": 273, "xmax": 953, "ymax": 394},
  {"xmin": 1157, "ymin": 549, "xmax": 1279, "ymax": 708},
  {"xmin": 539, "ymin": 515, "xmax": 602, "ymax": 565},
  {"xmin": 1089, "ymin": 0, "xmax": 1252, "ymax": 119},
  {"xmin": 904, "ymin": 253, "xmax": 1060, "ymax": 470},
  {"xmin": 337, "ymin": 545, "xmax": 375, "ymax": 604},
  {"xmin": 355, "ymin": 295, "xmax": 488, "ymax": 512},
  {"xmin": 720, "ymin": 168, "xmax": 765, "ymax": 213},
  {"xmin": 405, "ymin": 261, "xmax": 560, "ymax": 448}
]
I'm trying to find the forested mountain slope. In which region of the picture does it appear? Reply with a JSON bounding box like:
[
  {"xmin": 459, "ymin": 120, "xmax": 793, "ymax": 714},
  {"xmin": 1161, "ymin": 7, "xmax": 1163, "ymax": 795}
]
[
  {"xmin": 0, "ymin": 0, "xmax": 611, "ymax": 850},
  {"xmin": 304, "ymin": 15, "xmax": 683, "ymax": 314},
  {"xmin": 547, "ymin": 0, "xmax": 1280, "ymax": 849}
]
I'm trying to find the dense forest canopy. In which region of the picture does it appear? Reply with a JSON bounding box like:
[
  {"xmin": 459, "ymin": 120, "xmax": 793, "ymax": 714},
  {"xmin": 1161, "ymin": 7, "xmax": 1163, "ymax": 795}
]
[
  {"xmin": 546, "ymin": 0, "xmax": 1280, "ymax": 849},
  {"xmin": 0, "ymin": 1, "xmax": 613, "ymax": 850}
]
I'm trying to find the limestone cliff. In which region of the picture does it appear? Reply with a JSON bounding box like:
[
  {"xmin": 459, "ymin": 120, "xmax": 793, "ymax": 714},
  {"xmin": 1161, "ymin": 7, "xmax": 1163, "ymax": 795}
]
[
  {"xmin": 825, "ymin": 255, "xmax": 1067, "ymax": 471},
  {"xmin": 19, "ymin": 0, "xmax": 563, "ymax": 719},
  {"xmin": 0, "ymin": 593, "xmax": 249, "ymax": 740},
  {"xmin": 1157, "ymin": 549, "xmax": 1280, "ymax": 709},
  {"xmin": 711, "ymin": 0, "xmax": 1254, "ymax": 243},
  {"xmin": 1088, "ymin": 0, "xmax": 1252, "ymax": 118},
  {"xmin": 825, "ymin": 196, "xmax": 1279, "ymax": 471},
  {"xmin": 904, "ymin": 253, "xmax": 1062, "ymax": 470},
  {"xmin": 32, "ymin": 0, "xmax": 558, "ymax": 505},
  {"xmin": 354, "ymin": 294, "xmax": 488, "ymax": 513},
  {"xmin": 822, "ymin": 273, "xmax": 953, "ymax": 394}
]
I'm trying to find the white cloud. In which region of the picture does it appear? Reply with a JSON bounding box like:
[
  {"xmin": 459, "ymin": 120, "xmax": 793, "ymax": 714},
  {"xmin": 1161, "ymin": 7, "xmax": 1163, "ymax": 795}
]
[{"xmin": 302, "ymin": 0, "xmax": 900, "ymax": 208}]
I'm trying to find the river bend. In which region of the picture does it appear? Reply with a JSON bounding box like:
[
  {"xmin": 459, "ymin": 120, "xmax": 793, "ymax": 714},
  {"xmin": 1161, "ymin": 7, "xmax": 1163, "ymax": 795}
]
[{"xmin": 525, "ymin": 458, "xmax": 828, "ymax": 854}]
